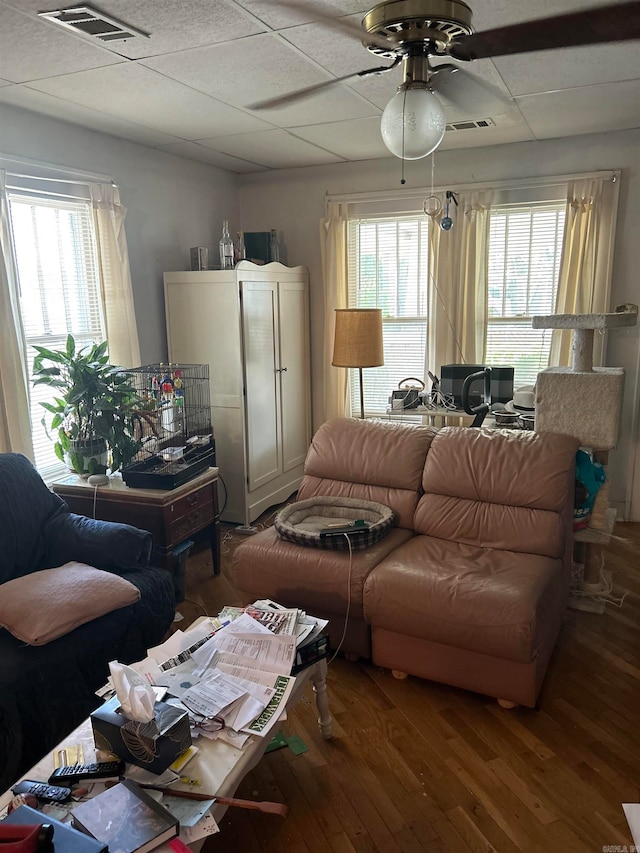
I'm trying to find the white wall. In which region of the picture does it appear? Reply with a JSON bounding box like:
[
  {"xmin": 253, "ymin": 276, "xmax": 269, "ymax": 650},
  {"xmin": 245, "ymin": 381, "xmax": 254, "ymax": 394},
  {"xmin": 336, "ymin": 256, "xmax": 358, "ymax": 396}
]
[
  {"xmin": 238, "ymin": 129, "xmax": 640, "ymax": 520},
  {"xmin": 0, "ymin": 103, "xmax": 239, "ymax": 363}
]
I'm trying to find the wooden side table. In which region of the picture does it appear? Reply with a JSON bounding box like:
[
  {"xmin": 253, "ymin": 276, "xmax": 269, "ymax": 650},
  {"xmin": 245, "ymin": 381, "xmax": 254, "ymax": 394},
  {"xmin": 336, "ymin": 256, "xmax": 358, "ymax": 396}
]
[{"xmin": 51, "ymin": 467, "xmax": 221, "ymax": 578}]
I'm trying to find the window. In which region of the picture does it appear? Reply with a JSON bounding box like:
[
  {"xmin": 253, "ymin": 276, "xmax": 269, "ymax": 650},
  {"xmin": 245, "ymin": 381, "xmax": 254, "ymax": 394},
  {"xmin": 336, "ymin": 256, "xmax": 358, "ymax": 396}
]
[
  {"xmin": 347, "ymin": 216, "xmax": 429, "ymax": 416},
  {"xmin": 346, "ymin": 200, "xmax": 566, "ymax": 414},
  {"xmin": 7, "ymin": 190, "xmax": 105, "ymax": 478},
  {"xmin": 486, "ymin": 202, "xmax": 565, "ymax": 386}
]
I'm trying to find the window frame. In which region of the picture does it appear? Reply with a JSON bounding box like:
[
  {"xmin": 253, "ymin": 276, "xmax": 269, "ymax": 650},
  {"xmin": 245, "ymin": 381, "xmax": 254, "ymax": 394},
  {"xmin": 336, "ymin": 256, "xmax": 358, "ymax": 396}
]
[
  {"xmin": 347, "ymin": 214, "xmax": 430, "ymax": 418},
  {"xmin": 485, "ymin": 199, "xmax": 566, "ymax": 387},
  {"xmin": 5, "ymin": 183, "xmax": 106, "ymax": 481}
]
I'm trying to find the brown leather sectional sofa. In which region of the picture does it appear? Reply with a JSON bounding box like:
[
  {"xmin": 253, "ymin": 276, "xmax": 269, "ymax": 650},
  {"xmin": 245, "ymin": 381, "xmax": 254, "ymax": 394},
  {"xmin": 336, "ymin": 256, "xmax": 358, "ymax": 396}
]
[{"xmin": 232, "ymin": 417, "xmax": 578, "ymax": 708}]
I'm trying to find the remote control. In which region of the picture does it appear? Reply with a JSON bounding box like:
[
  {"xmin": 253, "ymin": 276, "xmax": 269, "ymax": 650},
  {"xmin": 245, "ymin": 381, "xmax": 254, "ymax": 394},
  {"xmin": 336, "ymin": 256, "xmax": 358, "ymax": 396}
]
[
  {"xmin": 48, "ymin": 760, "xmax": 125, "ymax": 784},
  {"xmin": 12, "ymin": 779, "xmax": 72, "ymax": 803},
  {"xmin": 319, "ymin": 525, "xmax": 369, "ymax": 538}
]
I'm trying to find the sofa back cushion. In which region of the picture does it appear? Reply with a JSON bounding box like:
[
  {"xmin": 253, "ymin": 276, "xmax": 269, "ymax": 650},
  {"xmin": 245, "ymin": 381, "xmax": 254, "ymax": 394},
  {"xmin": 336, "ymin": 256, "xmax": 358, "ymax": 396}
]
[
  {"xmin": 298, "ymin": 418, "xmax": 437, "ymax": 529},
  {"xmin": 0, "ymin": 453, "xmax": 68, "ymax": 584},
  {"xmin": 414, "ymin": 427, "xmax": 578, "ymax": 558}
]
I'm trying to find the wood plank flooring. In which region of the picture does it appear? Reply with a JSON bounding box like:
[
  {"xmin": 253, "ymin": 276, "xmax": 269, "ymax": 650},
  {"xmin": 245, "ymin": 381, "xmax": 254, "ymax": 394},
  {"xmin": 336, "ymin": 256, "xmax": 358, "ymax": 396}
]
[{"xmin": 176, "ymin": 518, "xmax": 640, "ymax": 852}]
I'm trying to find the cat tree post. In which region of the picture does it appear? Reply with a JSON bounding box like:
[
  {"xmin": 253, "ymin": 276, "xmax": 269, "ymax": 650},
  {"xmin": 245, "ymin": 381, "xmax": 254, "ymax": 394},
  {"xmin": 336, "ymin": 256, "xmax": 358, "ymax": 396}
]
[{"xmin": 532, "ymin": 310, "xmax": 637, "ymax": 605}]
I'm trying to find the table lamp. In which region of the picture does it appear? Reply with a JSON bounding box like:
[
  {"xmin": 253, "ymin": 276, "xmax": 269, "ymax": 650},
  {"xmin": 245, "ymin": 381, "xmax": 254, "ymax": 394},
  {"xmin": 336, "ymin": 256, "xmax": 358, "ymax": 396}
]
[{"xmin": 332, "ymin": 309, "xmax": 384, "ymax": 419}]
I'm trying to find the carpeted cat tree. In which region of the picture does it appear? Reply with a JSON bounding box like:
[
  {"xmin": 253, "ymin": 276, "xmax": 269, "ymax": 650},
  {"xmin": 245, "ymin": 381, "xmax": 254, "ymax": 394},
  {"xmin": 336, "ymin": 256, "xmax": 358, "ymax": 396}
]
[{"xmin": 532, "ymin": 309, "xmax": 637, "ymax": 611}]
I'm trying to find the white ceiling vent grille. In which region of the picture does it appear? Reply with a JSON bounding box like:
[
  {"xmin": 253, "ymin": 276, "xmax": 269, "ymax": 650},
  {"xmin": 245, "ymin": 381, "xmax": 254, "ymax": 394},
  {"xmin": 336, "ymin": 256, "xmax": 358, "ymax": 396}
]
[
  {"xmin": 38, "ymin": 6, "xmax": 149, "ymax": 42},
  {"xmin": 446, "ymin": 118, "xmax": 495, "ymax": 132}
]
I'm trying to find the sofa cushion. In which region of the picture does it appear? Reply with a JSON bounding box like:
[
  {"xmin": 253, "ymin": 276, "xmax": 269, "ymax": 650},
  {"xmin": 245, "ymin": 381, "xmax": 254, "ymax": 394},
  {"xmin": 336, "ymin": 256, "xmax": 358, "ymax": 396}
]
[
  {"xmin": 414, "ymin": 495, "xmax": 565, "ymax": 558},
  {"xmin": 0, "ymin": 453, "xmax": 68, "ymax": 583},
  {"xmin": 363, "ymin": 535, "xmax": 567, "ymax": 663},
  {"xmin": 298, "ymin": 418, "xmax": 437, "ymax": 529},
  {"xmin": 414, "ymin": 427, "xmax": 578, "ymax": 555},
  {"xmin": 0, "ymin": 562, "xmax": 141, "ymax": 645},
  {"xmin": 233, "ymin": 525, "xmax": 414, "ymax": 620}
]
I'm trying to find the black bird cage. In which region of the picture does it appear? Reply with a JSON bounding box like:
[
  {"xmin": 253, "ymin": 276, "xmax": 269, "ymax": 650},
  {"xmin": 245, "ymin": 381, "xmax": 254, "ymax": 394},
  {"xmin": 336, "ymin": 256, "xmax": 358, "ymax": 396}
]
[{"xmin": 122, "ymin": 363, "xmax": 215, "ymax": 489}]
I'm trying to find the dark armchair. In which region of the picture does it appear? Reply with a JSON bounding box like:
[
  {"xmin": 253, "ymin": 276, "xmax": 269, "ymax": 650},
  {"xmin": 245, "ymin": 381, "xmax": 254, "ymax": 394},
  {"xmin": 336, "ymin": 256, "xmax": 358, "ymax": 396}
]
[{"xmin": 0, "ymin": 453, "xmax": 175, "ymax": 791}]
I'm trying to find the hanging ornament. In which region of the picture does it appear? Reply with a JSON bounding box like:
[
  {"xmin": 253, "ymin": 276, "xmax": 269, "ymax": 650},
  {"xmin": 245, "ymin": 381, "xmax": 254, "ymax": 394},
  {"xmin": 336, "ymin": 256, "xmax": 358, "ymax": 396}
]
[
  {"xmin": 440, "ymin": 190, "xmax": 459, "ymax": 231},
  {"xmin": 423, "ymin": 196, "xmax": 442, "ymax": 218},
  {"xmin": 423, "ymin": 152, "xmax": 441, "ymax": 218}
]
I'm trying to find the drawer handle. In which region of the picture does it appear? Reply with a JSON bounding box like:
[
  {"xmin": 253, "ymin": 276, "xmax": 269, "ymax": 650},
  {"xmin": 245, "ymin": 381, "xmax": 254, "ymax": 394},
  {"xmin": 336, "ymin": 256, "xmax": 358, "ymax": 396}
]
[{"xmin": 187, "ymin": 494, "xmax": 199, "ymax": 506}]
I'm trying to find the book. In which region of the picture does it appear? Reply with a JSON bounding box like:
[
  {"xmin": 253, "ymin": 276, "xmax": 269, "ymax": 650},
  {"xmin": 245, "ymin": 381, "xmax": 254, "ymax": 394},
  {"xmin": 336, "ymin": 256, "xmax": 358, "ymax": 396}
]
[
  {"xmin": 1, "ymin": 804, "xmax": 107, "ymax": 853},
  {"xmin": 71, "ymin": 779, "xmax": 178, "ymax": 853}
]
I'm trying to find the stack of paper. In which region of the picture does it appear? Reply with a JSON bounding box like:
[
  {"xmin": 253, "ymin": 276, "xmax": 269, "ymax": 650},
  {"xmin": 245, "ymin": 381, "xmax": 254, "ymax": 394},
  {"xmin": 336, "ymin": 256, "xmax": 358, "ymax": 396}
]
[{"xmin": 133, "ymin": 602, "xmax": 328, "ymax": 752}]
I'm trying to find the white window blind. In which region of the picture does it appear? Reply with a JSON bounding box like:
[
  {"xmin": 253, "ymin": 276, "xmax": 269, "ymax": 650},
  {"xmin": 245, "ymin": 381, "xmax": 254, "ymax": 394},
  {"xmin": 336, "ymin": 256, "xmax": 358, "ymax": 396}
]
[
  {"xmin": 486, "ymin": 202, "xmax": 565, "ymax": 387},
  {"xmin": 347, "ymin": 217, "xmax": 428, "ymax": 416},
  {"xmin": 7, "ymin": 190, "xmax": 105, "ymax": 478}
]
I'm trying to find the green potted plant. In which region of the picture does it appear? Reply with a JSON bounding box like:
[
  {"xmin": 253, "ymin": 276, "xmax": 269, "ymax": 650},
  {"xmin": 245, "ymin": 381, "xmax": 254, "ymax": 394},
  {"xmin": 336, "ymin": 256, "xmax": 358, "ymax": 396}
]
[{"xmin": 32, "ymin": 335, "xmax": 143, "ymax": 476}]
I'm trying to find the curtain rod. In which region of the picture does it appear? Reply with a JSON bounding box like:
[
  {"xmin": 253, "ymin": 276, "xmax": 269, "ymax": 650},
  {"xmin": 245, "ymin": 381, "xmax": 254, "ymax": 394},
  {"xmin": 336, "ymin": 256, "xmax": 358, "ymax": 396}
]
[
  {"xmin": 0, "ymin": 152, "xmax": 116, "ymax": 186},
  {"xmin": 5, "ymin": 184, "xmax": 92, "ymax": 201},
  {"xmin": 6, "ymin": 171, "xmax": 117, "ymax": 188},
  {"xmin": 326, "ymin": 169, "xmax": 619, "ymax": 206}
]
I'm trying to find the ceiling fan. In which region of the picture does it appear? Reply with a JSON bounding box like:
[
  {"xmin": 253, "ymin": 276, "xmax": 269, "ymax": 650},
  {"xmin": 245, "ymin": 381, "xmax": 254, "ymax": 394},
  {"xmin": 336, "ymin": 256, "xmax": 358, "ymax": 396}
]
[{"xmin": 250, "ymin": 0, "xmax": 640, "ymax": 160}]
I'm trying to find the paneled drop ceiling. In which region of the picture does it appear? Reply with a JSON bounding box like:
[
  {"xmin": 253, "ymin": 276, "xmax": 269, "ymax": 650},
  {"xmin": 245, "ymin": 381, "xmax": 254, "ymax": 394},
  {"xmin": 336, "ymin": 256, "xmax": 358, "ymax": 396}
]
[{"xmin": 0, "ymin": 0, "xmax": 639, "ymax": 173}]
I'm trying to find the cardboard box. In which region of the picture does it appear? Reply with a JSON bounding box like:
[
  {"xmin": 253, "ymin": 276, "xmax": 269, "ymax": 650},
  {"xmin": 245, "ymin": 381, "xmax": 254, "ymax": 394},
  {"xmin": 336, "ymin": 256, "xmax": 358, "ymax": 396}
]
[{"xmin": 91, "ymin": 697, "xmax": 191, "ymax": 774}]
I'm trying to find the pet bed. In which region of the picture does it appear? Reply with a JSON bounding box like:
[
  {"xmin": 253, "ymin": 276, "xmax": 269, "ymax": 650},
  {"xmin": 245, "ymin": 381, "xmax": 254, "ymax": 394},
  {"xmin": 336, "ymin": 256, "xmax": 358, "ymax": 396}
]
[{"xmin": 274, "ymin": 496, "xmax": 394, "ymax": 550}]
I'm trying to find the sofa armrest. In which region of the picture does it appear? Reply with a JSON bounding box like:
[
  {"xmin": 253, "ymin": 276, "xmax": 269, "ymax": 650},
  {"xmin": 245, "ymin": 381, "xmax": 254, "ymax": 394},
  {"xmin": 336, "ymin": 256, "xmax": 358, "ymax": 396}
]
[{"xmin": 44, "ymin": 512, "xmax": 153, "ymax": 572}]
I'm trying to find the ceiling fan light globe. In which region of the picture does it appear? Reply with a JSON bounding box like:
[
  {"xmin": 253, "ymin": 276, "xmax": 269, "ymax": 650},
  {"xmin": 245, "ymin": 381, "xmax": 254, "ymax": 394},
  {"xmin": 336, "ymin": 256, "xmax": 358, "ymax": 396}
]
[{"xmin": 380, "ymin": 88, "xmax": 446, "ymax": 160}]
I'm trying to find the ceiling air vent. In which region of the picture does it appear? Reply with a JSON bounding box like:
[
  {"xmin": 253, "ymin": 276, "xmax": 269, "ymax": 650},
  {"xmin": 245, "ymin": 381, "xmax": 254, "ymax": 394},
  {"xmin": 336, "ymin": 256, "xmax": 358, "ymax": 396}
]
[
  {"xmin": 446, "ymin": 118, "xmax": 495, "ymax": 132},
  {"xmin": 39, "ymin": 6, "xmax": 149, "ymax": 42}
]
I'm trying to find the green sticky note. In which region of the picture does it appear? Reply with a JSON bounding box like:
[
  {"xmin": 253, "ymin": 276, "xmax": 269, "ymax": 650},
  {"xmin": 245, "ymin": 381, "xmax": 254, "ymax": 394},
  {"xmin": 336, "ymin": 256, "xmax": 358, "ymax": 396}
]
[
  {"xmin": 266, "ymin": 731, "xmax": 288, "ymax": 753},
  {"xmin": 285, "ymin": 735, "xmax": 308, "ymax": 755}
]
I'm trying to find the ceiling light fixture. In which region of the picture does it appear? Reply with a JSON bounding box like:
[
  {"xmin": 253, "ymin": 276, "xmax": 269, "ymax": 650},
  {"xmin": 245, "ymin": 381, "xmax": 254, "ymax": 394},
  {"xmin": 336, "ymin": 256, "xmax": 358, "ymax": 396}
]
[{"xmin": 379, "ymin": 49, "xmax": 446, "ymax": 160}]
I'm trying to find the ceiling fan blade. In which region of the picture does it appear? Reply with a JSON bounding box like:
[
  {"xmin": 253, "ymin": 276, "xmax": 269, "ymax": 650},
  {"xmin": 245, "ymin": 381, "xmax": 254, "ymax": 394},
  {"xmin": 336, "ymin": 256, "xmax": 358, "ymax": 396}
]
[
  {"xmin": 450, "ymin": 0, "xmax": 640, "ymax": 61},
  {"xmin": 430, "ymin": 64, "xmax": 511, "ymax": 112},
  {"xmin": 248, "ymin": 59, "xmax": 400, "ymax": 110},
  {"xmin": 268, "ymin": 0, "xmax": 394, "ymax": 51}
]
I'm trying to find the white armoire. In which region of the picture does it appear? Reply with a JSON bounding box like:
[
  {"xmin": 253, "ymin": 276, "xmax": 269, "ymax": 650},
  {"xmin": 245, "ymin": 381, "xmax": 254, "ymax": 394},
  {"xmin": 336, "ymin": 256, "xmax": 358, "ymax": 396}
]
[{"xmin": 164, "ymin": 261, "xmax": 311, "ymax": 527}]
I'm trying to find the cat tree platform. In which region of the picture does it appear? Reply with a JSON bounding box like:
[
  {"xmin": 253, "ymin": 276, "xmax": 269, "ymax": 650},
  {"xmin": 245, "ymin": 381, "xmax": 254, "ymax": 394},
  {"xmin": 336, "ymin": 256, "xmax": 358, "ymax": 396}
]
[
  {"xmin": 532, "ymin": 311, "xmax": 636, "ymax": 448},
  {"xmin": 532, "ymin": 311, "xmax": 636, "ymax": 371}
]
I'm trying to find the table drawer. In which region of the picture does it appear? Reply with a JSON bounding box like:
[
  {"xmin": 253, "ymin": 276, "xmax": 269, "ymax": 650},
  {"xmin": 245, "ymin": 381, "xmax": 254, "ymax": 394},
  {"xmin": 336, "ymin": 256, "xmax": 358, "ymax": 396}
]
[
  {"xmin": 169, "ymin": 488, "xmax": 215, "ymax": 545},
  {"xmin": 169, "ymin": 498, "xmax": 214, "ymax": 543},
  {"xmin": 169, "ymin": 483, "xmax": 213, "ymax": 521}
]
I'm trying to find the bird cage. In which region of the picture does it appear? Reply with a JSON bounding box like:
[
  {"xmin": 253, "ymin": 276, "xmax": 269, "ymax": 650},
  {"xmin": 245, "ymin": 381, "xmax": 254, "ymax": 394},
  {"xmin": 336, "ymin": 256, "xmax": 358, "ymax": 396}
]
[{"xmin": 121, "ymin": 363, "xmax": 215, "ymax": 489}]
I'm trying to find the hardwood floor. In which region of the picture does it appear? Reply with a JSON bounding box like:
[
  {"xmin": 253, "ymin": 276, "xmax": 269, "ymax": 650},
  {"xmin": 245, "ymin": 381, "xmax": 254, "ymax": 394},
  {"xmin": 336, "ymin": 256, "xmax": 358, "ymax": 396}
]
[{"xmin": 176, "ymin": 518, "xmax": 640, "ymax": 853}]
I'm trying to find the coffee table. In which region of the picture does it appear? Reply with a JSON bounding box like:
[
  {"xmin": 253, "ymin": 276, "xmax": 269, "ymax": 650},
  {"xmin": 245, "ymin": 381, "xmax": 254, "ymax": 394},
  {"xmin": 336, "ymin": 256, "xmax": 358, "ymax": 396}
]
[{"xmin": 0, "ymin": 646, "xmax": 332, "ymax": 841}]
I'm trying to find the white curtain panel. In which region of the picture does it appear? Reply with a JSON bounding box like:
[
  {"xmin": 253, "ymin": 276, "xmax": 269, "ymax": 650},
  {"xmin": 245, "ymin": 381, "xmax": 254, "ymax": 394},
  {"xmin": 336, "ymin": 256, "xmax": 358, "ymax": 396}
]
[
  {"xmin": 0, "ymin": 171, "xmax": 34, "ymax": 457},
  {"xmin": 550, "ymin": 177, "xmax": 619, "ymax": 367},
  {"xmin": 320, "ymin": 202, "xmax": 350, "ymax": 421},
  {"xmin": 90, "ymin": 183, "xmax": 141, "ymax": 368},
  {"xmin": 425, "ymin": 190, "xmax": 492, "ymax": 378}
]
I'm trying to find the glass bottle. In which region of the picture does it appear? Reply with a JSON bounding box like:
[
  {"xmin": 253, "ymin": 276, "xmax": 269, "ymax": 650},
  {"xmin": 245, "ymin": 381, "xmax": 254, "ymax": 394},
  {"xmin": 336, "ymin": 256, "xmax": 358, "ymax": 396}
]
[
  {"xmin": 219, "ymin": 220, "xmax": 234, "ymax": 270},
  {"xmin": 234, "ymin": 230, "xmax": 245, "ymax": 264}
]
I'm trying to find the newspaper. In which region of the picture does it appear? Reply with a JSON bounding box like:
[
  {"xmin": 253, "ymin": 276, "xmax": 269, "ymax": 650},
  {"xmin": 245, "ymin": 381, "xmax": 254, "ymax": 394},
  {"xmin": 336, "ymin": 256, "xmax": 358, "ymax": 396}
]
[{"xmin": 138, "ymin": 602, "xmax": 323, "ymax": 747}]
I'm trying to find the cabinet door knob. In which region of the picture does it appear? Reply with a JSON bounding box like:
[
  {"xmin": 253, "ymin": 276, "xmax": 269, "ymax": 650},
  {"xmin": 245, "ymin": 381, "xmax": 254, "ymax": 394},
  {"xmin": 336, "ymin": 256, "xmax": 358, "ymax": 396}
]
[{"xmin": 280, "ymin": 367, "xmax": 288, "ymax": 373}]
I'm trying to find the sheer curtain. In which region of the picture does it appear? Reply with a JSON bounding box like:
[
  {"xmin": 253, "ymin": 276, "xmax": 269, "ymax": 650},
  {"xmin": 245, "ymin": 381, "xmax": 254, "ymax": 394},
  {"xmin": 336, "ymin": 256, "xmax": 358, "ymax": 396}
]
[
  {"xmin": 550, "ymin": 177, "xmax": 619, "ymax": 367},
  {"xmin": 426, "ymin": 190, "xmax": 492, "ymax": 377},
  {"xmin": 0, "ymin": 171, "xmax": 33, "ymax": 457},
  {"xmin": 90, "ymin": 183, "xmax": 141, "ymax": 367},
  {"xmin": 320, "ymin": 201, "xmax": 350, "ymax": 421}
]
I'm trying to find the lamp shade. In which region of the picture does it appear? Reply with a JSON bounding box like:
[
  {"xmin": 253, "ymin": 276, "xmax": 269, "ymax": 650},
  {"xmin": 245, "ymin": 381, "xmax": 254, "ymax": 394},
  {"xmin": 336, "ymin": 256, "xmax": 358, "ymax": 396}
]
[
  {"xmin": 380, "ymin": 87, "xmax": 445, "ymax": 160},
  {"xmin": 332, "ymin": 309, "xmax": 384, "ymax": 368}
]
